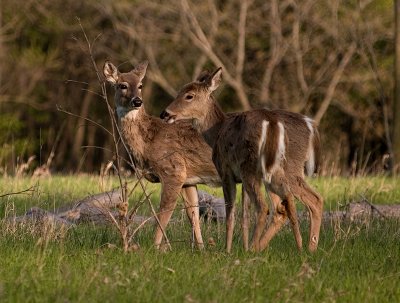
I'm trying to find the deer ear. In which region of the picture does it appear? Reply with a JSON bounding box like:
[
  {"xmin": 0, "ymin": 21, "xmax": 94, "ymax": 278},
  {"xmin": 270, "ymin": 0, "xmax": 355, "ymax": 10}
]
[
  {"xmin": 207, "ymin": 67, "xmax": 222, "ymax": 92},
  {"xmin": 133, "ymin": 61, "xmax": 149, "ymax": 81},
  {"xmin": 196, "ymin": 70, "xmax": 211, "ymax": 83},
  {"xmin": 103, "ymin": 61, "xmax": 119, "ymax": 84}
]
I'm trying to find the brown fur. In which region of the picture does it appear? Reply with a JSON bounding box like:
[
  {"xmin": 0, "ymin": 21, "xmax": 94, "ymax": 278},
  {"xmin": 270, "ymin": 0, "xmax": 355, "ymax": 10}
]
[
  {"xmin": 103, "ymin": 61, "xmax": 220, "ymax": 250},
  {"xmin": 161, "ymin": 68, "xmax": 323, "ymax": 252}
]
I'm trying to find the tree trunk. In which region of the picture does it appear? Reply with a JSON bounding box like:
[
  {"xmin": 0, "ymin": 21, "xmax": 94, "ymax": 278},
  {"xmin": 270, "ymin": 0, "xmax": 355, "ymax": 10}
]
[{"xmin": 394, "ymin": 0, "xmax": 400, "ymax": 174}]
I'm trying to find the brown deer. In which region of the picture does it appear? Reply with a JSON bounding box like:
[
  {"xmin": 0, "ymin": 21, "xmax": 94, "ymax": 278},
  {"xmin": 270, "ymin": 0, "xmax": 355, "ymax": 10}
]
[
  {"xmin": 161, "ymin": 68, "xmax": 324, "ymax": 252},
  {"xmin": 103, "ymin": 61, "xmax": 222, "ymax": 250}
]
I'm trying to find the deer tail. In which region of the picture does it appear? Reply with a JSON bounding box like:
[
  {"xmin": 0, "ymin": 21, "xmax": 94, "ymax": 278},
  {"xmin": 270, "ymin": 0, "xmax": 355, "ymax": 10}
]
[
  {"xmin": 259, "ymin": 120, "xmax": 286, "ymax": 183},
  {"xmin": 304, "ymin": 117, "xmax": 320, "ymax": 176}
]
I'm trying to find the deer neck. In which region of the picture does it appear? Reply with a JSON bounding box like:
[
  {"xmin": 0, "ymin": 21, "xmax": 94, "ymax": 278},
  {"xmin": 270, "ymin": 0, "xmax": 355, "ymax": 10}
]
[
  {"xmin": 118, "ymin": 106, "xmax": 150, "ymax": 165},
  {"xmin": 117, "ymin": 105, "xmax": 145, "ymax": 122},
  {"xmin": 198, "ymin": 100, "xmax": 226, "ymax": 147}
]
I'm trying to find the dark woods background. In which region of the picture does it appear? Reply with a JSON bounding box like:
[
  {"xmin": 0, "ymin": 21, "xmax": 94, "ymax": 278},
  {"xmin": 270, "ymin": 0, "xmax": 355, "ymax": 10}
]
[{"xmin": 0, "ymin": 0, "xmax": 396, "ymax": 175}]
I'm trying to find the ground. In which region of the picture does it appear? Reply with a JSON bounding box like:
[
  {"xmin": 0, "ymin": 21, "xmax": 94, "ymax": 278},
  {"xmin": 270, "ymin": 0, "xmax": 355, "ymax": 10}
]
[{"xmin": 0, "ymin": 175, "xmax": 399, "ymax": 302}]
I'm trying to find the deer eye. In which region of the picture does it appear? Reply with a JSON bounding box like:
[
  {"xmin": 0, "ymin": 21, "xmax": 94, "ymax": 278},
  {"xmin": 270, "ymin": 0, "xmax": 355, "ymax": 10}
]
[
  {"xmin": 138, "ymin": 84, "xmax": 143, "ymax": 90},
  {"xmin": 185, "ymin": 94, "xmax": 194, "ymax": 101},
  {"xmin": 119, "ymin": 84, "xmax": 128, "ymax": 90}
]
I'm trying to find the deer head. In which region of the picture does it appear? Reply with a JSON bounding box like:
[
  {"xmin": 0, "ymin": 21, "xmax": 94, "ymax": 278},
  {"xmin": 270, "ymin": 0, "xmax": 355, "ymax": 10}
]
[
  {"xmin": 103, "ymin": 61, "xmax": 148, "ymax": 119},
  {"xmin": 160, "ymin": 67, "xmax": 222, "ymax": 125}
]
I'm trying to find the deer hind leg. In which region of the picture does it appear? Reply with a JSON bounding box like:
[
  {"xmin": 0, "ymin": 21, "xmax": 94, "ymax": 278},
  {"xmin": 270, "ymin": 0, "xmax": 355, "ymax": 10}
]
[
  {"xmin": 242, "ymin": 176, "xmax": 269, "ymax": 252},
  {"xmin": 259, "ymin": 172, "xmax": 302, "ymax": 252},
  {"xmin": 242, "ymin": 189, "xmax": 250, "ymax": 251},
  {"xmin": 258, "ymin": 192, "xmax": 287, "ymax": 251},
  {"xmin": 290, "ymin": 176, "xmax": 323, "ymax": 252},
  {"xmin": 222, "ymin": 174, "xmax": 237, "ymax": 253},
  {"xmin": 181, "ymin": 185, "xmax": 204, "ymax": 250},
  {"xmin": 154, "ymin": 181, "xmax": 183, "ymax": 250},
  {"xmin": 283, "ymin": 193, "xmax": 302, "ymax": 251}
]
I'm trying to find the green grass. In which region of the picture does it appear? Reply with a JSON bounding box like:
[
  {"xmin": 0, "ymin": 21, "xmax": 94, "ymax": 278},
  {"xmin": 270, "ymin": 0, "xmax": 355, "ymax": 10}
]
[{"xmin": 0, "ymin": 175, "xmax": 400, "ymax": 302}]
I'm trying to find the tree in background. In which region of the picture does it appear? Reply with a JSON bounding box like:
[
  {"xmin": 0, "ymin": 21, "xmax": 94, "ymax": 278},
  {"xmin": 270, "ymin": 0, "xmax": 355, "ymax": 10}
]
[
  {"xmin": 0, "ymin": 0, "xmax": 396, "ymax": 175},
  {"xmin": 394, "ymin": 0, "xmax": 400, "ymax": 173}
]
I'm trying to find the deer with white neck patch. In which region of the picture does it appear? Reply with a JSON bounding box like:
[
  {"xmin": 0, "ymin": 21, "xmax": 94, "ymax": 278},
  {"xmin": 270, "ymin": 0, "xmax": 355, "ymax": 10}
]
[
  {"xmin": 161, "ymin": 68, "xmax": 324, "ymax": 252},
  {"xmin": 103, "ymin": 61, "xmax": 223, "ymax": 250}
]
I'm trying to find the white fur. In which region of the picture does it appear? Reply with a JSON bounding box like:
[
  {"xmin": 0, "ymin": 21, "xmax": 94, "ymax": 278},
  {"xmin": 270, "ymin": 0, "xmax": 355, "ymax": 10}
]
[
  {"xmin": 276, "ymin": 122, "xmax": 286, "ymax": 162},
  {"xmin": 258, "ymin": 120, "xmax": 269, "ymax": 182},
  {"xmin": 304, "ymin": 117, "xmax": 315, "ymax": 176},
  {"xmin": 259, "ymin": 121, "xmax": 286, "ymax": 183},
  {"xmin": 117, "ymin": 106, "xmax": 139, "ymax": 121},
  {"xmin": 267, "ymin": 122, "xmax": 286, "ymax": 180}
]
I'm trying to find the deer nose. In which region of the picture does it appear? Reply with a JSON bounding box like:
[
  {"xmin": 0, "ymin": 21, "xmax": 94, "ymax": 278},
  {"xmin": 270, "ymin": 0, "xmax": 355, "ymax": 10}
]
[
  {"xmin": 160, "ymin": 110, "xmax": 170, "ymax": 119},
  {"xmin": 130, "ymin": 97, "xmax": 142, "ymax": 107},
  {"xmin": 160, "ymin": 110, "xmax": 176, "ymax": 124}
]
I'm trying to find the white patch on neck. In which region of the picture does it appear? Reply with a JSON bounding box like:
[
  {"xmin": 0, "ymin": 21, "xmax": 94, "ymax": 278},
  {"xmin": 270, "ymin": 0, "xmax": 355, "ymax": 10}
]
[
  {"xmin": 304, "ymin": 117, "xmax": 315, "ymax": 176},
  {"xmin": 117, "ymin": 106, "xmax": 139, "ymax": 121}
]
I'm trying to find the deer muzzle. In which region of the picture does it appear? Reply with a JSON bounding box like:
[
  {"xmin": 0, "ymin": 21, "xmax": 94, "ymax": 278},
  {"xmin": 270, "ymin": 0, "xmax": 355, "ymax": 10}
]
[
  {"xmin": 160, "ymin": 110, "xmax": 176, "ymax": 124},
  {"xmin": 130, "ymin": 97, "xmax": 143, "ymax": 108}
]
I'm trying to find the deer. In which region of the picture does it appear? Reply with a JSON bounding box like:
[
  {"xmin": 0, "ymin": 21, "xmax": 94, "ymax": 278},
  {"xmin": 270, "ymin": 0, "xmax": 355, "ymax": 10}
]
[
  {"xmin": 103, "ymin": 60, "xmax": 223, "ymax": 250},
  {"xmin": 160, "ymin": 68, "xmax": 324, "ymax": 253}
]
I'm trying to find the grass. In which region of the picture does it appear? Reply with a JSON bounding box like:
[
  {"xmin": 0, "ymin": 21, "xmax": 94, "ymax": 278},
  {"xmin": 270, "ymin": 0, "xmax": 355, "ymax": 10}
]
[{"xmin": 0, "ymin": 175, "xmax": 399, "ymax": 302}]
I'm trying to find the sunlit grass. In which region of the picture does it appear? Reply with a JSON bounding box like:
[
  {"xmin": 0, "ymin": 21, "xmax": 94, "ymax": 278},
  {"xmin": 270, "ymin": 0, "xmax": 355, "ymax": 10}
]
[
  {"xmin": 1, "ymin": 175, "xmax": 400, "ymax": 216},
  {"xmin": 0, "ymin": 175, "xmax": 399, "ymax": 302}
]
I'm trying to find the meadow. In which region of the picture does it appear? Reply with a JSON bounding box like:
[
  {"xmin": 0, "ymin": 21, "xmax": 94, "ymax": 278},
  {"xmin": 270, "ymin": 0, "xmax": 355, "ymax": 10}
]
[{"xmin": 0, "ymin": 175, "xmax": 399, "ymax": 302}]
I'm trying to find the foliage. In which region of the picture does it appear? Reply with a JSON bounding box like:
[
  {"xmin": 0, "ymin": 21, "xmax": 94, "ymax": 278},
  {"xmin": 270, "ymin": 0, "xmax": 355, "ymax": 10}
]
[{"xmin": 0, "ymin": 0, "xmax": 396, "ymax": 173}]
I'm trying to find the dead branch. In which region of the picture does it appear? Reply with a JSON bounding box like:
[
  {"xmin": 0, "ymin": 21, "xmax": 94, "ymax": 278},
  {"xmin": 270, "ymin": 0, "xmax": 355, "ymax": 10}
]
[
  {"xmin": 75, "ymin": 19, "xmax": 172, "ymax": 251},
  {"xmin": 180, "ymin": 0, "xmax": 251, "ymax": 109},
  {"xmin": 314, "ymin": 42, "xmax": 357, "ymax": 125},
  {"xmin": 259, "ymin": 0, "xmax": 288, "ymax": 104},
  {"xmin": 0, "ymin": 185, "xmax": 37, "ymax": 199},
  {"xmin": 236, "ymin": 0, "xmax": 249, "ymax": 81},
  {"xmin": 192, "ymin": 0, "xmax": 219, "ymax": 80}
]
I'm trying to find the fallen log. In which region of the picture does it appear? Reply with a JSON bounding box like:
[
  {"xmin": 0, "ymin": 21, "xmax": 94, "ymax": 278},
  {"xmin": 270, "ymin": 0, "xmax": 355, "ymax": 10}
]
[
  {"xmin": 4, "ymin": 189, "xmax": 400, "ymax": 229},
  {"xmin": 198, "ymin": 190, "xmax": 226, "ymax": 220}
]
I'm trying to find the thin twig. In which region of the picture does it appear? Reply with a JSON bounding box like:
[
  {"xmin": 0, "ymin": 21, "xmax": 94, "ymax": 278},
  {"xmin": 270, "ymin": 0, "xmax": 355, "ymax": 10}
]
[
  {"xmin": 56, "ymin": 105, "xmax": 112, "ymax": 136},
  {"xmin": 0, "ymin": 186, "xmax": 37, "ymax": 199},
  {"xmin": 76, "ymin": 18, "xmax": 172, "ymax": 249}
]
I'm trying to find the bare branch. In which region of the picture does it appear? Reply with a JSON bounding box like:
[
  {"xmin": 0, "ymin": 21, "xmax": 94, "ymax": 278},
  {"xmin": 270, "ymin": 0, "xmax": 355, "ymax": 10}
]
[
  {"xmin": 260, "ymin": 0, "xmax": 287, "ymax": 104},
  {"xmin": 192, "ymin": 0, "xmax": 219, "ymax": 79},
  {"xmin": 292, "ymin": 5, "xmax": 308, "ymax": 94},
  {"xmin": 113, "ymin": 22, "xmax": 177, "ymax": 97},
  {"xmin": 236, "ymin": 0, "xmax": 249, "ymax": 81},
  {"xmin": 314, "ymin": 42, "xmax": 357, "ymax": 125},
  {"xmin": 180, "ymin": 0, "xmax": 251, "ymax": 109},
  {"xmin": 56, "ymin": 105, "xmax": 112, "ymax": 137},
  {"xmin": 0, "ymin": 186, "xmax": 37, "ymax": 199}
]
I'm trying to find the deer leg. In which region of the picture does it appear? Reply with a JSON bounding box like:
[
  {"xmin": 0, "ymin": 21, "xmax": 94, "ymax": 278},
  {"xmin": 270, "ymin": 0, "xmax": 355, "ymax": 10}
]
[
  {"xmin": 181, "ymin": 185, "xmax": 204, "ymax": 250},
  {"xmin": 283, "ymin": 193, "xmax": 302, "ymax": 251},
  {"xmin": 242, "ymin": 188, "xmax": 250, "ymax": 251},
  {"xmin": 258, "ymin": 192, "xmax": 287, "ymax": 251},
  {"xmin": 154, "ymin": 181, "xmax": 183, "ymax": 250},
  {"xmin": 259, "ymin": 170, "xmax": 303, "ymax": 252},
  {"xmin": 222, "ymin": 175, "xmax": 236, "ymax": 253},
  {"xmin": 243, "ymin": 177, "xmax": 269, "ymax": 252},
  {"xmin": 290, "ymin": 176, "xmax": 323, "ymax": 252}
]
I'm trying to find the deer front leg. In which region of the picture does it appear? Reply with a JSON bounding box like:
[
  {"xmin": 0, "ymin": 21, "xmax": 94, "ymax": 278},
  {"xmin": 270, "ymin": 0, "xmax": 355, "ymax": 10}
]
[
  {"xmin": 181, "ymin": 185, "xmax": 204, "ymax": 250},
  {"xmin": 154, "ymin": 181, "xmax": 183, "ymax": 250},
  {"xmin": 222, "ymin": 175, "xmax": 237, "ymax": 253}
]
